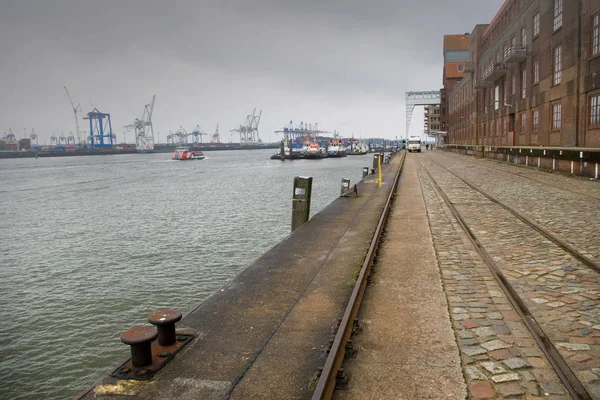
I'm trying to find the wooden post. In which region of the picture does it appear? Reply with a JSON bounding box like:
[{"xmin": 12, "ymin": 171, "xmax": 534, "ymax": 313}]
[{"xmin": 291, "ymin": 176, "xmax": 313, "ymax": 232}]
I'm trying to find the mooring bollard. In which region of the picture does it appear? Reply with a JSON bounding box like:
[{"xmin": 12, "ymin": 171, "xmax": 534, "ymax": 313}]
[
  {"xmin": 291, "ymin": 176, "xmax": 313, "ymax": 232},
  {"xmin": 148, "ymin": 309, "xmax": 182, "ymax": 346},
  {"xmin": 340, "ymin": 178, "xmax": 350, "ymax": 196},
  {"xmin": 120, "ymin": 326, "xmax": 158, "ymax": 367},
  {"xmin": 362, "ymin": 167, "xmax": 369, "ymax": 178},
  {"xmin": 372, "ymin": 153, "xmax": 380, "ymax": 171}
]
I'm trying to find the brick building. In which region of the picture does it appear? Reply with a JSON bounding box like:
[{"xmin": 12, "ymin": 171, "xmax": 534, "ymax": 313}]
[
  {"xmin": 425, "ymin": 105, "xmax": 441, "ymax": 134},
  {"xmin": 446, "ymin": 0, "xmax": 600, "ymax": 148},
  {"xmin": 440, "ymin": 34, "xmax": 471, "ymax": 133}
]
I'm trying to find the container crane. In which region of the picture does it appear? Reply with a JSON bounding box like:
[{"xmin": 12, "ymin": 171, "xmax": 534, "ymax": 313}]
[
  {"xmin": 64, "ymin": 87, "xmax": 81, "ymax": 145},
  {"xmin": 124, "ymin": 95, "xmax": 156, "ymax": 152}
]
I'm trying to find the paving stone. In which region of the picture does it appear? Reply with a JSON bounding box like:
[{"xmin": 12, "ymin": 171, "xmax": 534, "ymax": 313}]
[
  {"xmin": 526, "ymin": 357, "xmax": 547, "ymax": 368},
  {"xmin": 469, "ymin": 381, "xmax": 495, "ymax": 399},
  {"xmin": 462, "ymin": 320, "xmax": 479, "ymax": 329},
  {"xmin": 458, "ymin": 330, "xmax": 475, "ymax": 339},
  {"xmin": 462, "ymin": 346, "xmax": 488, "ymax": 356},
  {"xmin": 472, "ymin": 327, "xmax": 496, "ymax": 338},
  {"xmin": 486, "ymin": 312, "xmax": 503, "ymax": 320},
  {"xmin": 547, "ymin": 301, "xmax": 566, "ymax": 308},
  {"xmin": 489, "ymin": 349, "xmax": 511, "ymax": 360},
  {"xmin": 465, "ymin": 365, "xmax": 488, "ymax": 381},
  {"xmin": 531, "ymin": 298, "xmax": 549, "ymax": 304},
  {"xmin": 460, "ymin": 338, "xmax": 479, "ymax": 346},
  {"xmin": 491, "ymin": 372, "xmax": 520, "ymax": 383},
  {"xmin": 570, "ymin": 354, "xmax": 592, "ymax": 362},
  {"xmin": 481, "ymin": 361, "xmax": 506, "ymax": 374},
  {"xmin": 481, "ymin": 339, "xmax": 511, "ymax": 351},
  {"xmin": 556, "ymin": 342, "xmax": 591, "ymax": 351},
  {"xmin": 452, "ymin": 307, "xmax": 468, "ymax": 314},
  {"xmin": 540, "ymin": 381, "xmax": 566, "ymax": 395},
  {"xmin": 520, "ymin": 380, "xmax": 540, "ymax": 395},
  {"xmin": 497, "ymin": 382, "xmax": 526, "ymax": 396},
  {"xmin": 520, "ymin": 370, "xmax": 536, "ymax": 382},
  {"xmin": 502, "ymin": 357, "xmax": 531, "ymax": 370}
]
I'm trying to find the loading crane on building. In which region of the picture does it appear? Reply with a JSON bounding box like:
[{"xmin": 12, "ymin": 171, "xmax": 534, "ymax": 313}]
[
  {"xmin": 64, "ymin": 87, "xmax": 81, "ymax": 145},
  {"xmin": 124, "ymin": 95, "xmax": 156, "ymax": 152},
  {"xmin": 231, "ymin": 109, "xmax": 262, "ymax": 145}
]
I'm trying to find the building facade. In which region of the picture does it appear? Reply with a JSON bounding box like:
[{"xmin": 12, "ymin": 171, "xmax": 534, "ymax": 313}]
[
  {"xmin": 425, "ymin": 105, "xmax": 441, "ymax": 134},
  {"xmin": 446, "ymin": 0, "xmax": 600, "ymax": 148},
  {"xmin": 441, "ymin": 34, "xmax": 471, "ymax": 133}
]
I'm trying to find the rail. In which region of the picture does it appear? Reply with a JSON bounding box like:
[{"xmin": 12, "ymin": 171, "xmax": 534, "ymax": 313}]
[
  {"xmin": 420, "ymin": 158, "xmax": 594, "ymax": 400},
  {"xmin": 311, "ymin": 151, "xmax": 406, "ymax": 399}
]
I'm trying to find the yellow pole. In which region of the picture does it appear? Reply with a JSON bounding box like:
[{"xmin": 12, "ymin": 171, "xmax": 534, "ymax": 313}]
[{"xmin": 378, "ymin": 154, "xmax": 382, "ymax": 187}]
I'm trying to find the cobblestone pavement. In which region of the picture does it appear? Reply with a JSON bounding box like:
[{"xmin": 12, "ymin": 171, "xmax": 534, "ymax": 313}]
[
  {"xmin": 419, "ymin": 152, "xmax": 600, "ymax": 398},
  {"xmin": 428, "ymin": 151, "xmax": 600, "ymax": 265},
  {"xmin": 442, "ymin": 151, "xmax": 600, "ymax": 201}
]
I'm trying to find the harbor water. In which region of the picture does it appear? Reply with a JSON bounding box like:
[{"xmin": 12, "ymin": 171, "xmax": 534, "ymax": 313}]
[{"xmin": 0, "ymin": 149, "xmax": 371, "ymax": 400}]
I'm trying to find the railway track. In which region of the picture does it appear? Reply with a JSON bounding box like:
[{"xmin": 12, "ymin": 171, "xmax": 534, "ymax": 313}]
[
  {"xmin": 311, "ymin": 151, "xmax": 406, "ymax": 400},
  {"xmin": 420, "ymin": 156, "xmax": 598, "ymax": 400}
]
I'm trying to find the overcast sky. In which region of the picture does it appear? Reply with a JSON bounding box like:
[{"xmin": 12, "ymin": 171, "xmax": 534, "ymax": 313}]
[{"xmin": 0, "ymin": 0, "xmax": 504, "ymax": 144}]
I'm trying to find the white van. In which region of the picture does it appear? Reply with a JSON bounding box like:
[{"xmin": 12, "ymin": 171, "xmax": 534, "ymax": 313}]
[{"xmin": 407, "ymin": 136, "xmax": 421, "ymax": 153}]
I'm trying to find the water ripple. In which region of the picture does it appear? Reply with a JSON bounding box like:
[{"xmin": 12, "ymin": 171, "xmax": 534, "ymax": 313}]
[{"xmin": 0, "ymin": 149, "xmax": 368, "ymax": 399}]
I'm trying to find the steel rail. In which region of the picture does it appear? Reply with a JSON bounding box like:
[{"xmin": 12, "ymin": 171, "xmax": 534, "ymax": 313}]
[
  {"xmin": 311, "ymin": 151, "xmax": 406, "ymax": 400},
  {"xmin": 426, "ymin": 156, "xmax": 600, "ymax": 274},
  {"xmin": 421, "ymin": 162, "xmax": 592, "ymax": 400}
]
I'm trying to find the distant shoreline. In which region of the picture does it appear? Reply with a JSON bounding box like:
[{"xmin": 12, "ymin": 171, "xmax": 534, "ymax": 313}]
[{"xmin": 0, "ymin": 144, "xmax": 280, "ymax": 159}]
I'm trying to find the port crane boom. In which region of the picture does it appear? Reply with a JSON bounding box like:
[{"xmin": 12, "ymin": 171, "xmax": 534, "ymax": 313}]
[{"xmin": 64, "ymin": 86, "xmax": 81, "ymax": 144}]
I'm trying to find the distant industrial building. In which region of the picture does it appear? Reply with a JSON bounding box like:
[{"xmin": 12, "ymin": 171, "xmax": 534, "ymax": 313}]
[
  {"xmin": 444, "ymin": 0, "xmax": 600, "ymax": 148},
  {"xmin": 424, "ymin": 105, "xmax": 441, "ymax": 134}
]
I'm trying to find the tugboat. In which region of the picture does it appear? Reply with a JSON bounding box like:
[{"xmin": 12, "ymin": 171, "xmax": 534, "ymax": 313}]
[
  {"xmin": 327, "ymin": 137, "xmax": 348, "ymax": 157},
  {"xmin": 172, "ymin": 146, "xmax": 205, "ymax": 160},
  {"xmin": 302, "ymin": 142, "xmax": 326, "ymax": 159}
]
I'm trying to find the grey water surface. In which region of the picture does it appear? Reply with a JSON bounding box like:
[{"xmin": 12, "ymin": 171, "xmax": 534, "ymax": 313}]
[{"xmin": 0, "ymin": 149, "xmax": 371, "ymax": 400}]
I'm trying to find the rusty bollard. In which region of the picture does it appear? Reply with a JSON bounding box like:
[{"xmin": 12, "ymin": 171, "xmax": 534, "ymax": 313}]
[
  {"xmin": 148, "ymin": 309, "xmax": 182, "ymax": 346},
  {"xmin": 120, "ymin": 326, "xmax": 158, "ymax": 367}
]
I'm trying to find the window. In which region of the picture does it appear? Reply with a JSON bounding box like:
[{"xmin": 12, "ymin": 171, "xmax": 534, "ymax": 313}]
[
  {"xmin": 521, "ymin": 112, "xmax": 527, "ymax": 134},
  {"xmin": 511, "ymin": 36, "xmax": 516, "ymax": 48},
  {"xmin": 494, "ymin": 85, "xmax": 500, "ymax": 110},
  {"xmin": 521, "ymin": 66, "xmax": 527, "ymax": 99},
  {"xmin": 593, "ymin": 14, "xmax": 600, "ymax": 56},
  {"xmin": 554, "ymin": 45, "xmax": 562, "ymax": 85},
  {"xmin": 533, "ymin": 12, "xmax": 540, "ymax": 37},
  {"xmin": 532, "ymin": 108, "xmax": 540, "ymax": 132},
  {"xmin": 590, "ymin": 94, "xmax": 600, "ymax": 126},
  {"xmin": 533, "ymin": 57, "xmax": 539, "ymax": 84},
  {"xmin": 554, "ymin": 0, "xmax": 563, "ymax": 31},
  {"xmin": 521, "ymin": 25, "xmax": 527, "ymax": 46},
  {"xmin": 512, "ymin": 74, "xmax": 516, "ymax": 95},
  {"xmin": 552, "ymin": 103, "xmax": 562, "ymax": 130}
]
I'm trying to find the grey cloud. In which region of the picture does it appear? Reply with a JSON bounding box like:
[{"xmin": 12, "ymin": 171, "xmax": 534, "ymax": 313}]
[{"xmin": 0, "ymin": 0, "xmax": 503, "ymax": 142}]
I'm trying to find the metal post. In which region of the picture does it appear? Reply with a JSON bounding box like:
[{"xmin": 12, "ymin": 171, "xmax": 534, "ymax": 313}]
[
  {"xmin": 372, "ymin": 153, "xmax": 379, "ymax": 171},
  {"xmin": 340, "ymin": 178, "xmax": 350, "ymax": 196},
  {"xmin": 378, "ymin": 155, "xmax": 382, "ymax": 187},
  {"xmin": 291, "ymin": 176, "xmax": 313, "ymax": 232},
  {"xmin": 362, "ymin": 167, "xmax": 369, "ymax": 178}
]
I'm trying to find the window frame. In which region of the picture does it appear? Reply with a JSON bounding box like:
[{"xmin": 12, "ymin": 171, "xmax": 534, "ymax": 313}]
[
  {"xmin": 590, "ymin": 93, "xmax": 600, "ymax": 127},
  {"xmin": 521, "ymin": 25, "xmax": 527, "ymax": 46},
  {"xmin": 592, "ymin": 14, "xmax": 600, "ymax": 57},
  {"xmin": 553, "ymin": 0, "xmax": 563, "ymax": 32},
  {"xmin": 533, "ymin": 56, "xmax": 539, "ymax": 85},
  {"xmin": 533, "ymin": 12, "xmax": 540, "ymax": 38},
  {"xmin": 532, "ymin": 108, "xmax": 540, "ymax": 133},
  {"xmin": 521, "ymin": 111, "xmax": 527, "ymax": 135},
  {"xmin": 552, "ymin": 103, "xmax": 562, "ymax": 131},
  {"xmin": 521, "ymin": 66, "xmax": 527, "ymax": 100},
  {"xmin": 553, "ymin": 44, "xmax": 562, "ymax": 86}
]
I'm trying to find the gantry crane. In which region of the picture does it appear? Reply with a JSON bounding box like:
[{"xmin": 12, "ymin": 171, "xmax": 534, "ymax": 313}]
[
  {"xmin": 230, "ymin": 109, "xmax": 262, "ymax": 145},
  {"xmin": 64, "ymin": 87, "xmax": 81, "ymax": 145},
  {"xmin": 124, "ymin": 95, "xmax": 156, "ymax": 151}
]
